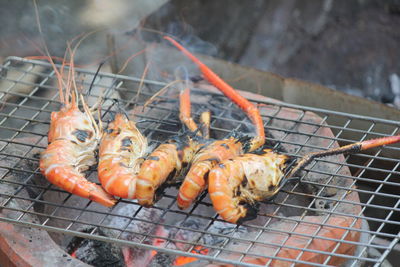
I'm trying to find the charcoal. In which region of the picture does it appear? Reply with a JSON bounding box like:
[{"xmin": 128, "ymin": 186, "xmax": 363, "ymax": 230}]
[{"xmin": 67, "ymin": 227, "xmax": 124, "ymax": 267}]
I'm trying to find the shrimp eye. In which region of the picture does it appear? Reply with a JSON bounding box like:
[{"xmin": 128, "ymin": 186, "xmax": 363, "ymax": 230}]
[
  {"xmin": 220, "ymin": 143, "xmax": 230, "ymax": 149},
  {"xmin": 121, "ymin": 137, "xmax": 132, "ymax": 147},
  {"xmin": 73, "ymin": 129, "xmax": 93, "ymax": 142},
  {"xmin": 241, "ymin": 176, "xmax": 248, "ymax": 187},
  {"xmin": 147, "ymin": 156, "xmax": 160, "ymax": 161},
  {"xmin": 105, "ymin": 128, "xmax": 113, "ymax": 134}
]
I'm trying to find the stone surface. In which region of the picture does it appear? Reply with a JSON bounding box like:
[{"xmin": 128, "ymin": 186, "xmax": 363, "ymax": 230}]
[{"xmin": 143, "ymin": 0, "xmax": 400, "ymax": 105}]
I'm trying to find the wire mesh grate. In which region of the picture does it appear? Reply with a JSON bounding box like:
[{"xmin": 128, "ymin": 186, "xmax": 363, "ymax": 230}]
[{"xmin": 0, "ymin": 56, "xmax": 400, "ymax": 266}]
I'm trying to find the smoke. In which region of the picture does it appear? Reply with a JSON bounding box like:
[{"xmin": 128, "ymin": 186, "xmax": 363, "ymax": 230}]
[{"xmin": 390, "ymin": 73, "xmax": 400, "ymax": 108}]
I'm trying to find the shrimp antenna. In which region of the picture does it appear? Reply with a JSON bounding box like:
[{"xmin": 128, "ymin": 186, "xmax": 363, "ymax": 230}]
[
  {"xmin": 87, "ymin": 61, "xmax": 106, "ymax": 97},
  {"xmin": 102, "ymin": 98, "xmax": 118, "ymax": 120},
  {"xmin": 111, "ymin": 98, "xmax": 130, "ymax": 119},
  {"xmin": 136, "ymin": 119, "xmax": 178, "ymax": 126},
  {"xmin": 164, "ymin": 36, "xmax": 265, "ymax": 151},
  {"xmin": 33, "ymin": 0, "xmax": 67, "ymax": 103},
  {"xmin": 175, "ymin": 66, "xmax": 202, "ymax": 135},
  {"xmin": 92, "ymin": 78, "xmax": 121, "ymax": 112},
  {"xmin": 33, "ymin": 0, "xmax": 103, "ymax": 105},
  {"xmin": 286, "ymin": 134, "xmax": 400, "ymax": 179}
]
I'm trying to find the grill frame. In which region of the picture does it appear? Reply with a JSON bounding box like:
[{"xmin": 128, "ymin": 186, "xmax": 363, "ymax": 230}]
[{"xmin": 0, "ymin": 56, "xmax": 400, "ymax": 266}]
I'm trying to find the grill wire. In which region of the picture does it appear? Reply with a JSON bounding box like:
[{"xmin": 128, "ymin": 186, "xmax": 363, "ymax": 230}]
[{"xmin": 1, "ymin": 56, "xmax": 400, "ymax": 266}]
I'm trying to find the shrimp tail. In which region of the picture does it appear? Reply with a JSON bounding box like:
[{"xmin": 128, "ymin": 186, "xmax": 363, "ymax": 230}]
[{"xmin": 40, "ymin": 140, "xmax": 116, "ymax": 207}]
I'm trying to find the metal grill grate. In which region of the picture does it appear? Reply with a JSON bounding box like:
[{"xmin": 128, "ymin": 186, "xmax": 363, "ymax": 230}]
[{"xmin": 1, "ymin": 56, "xmax": 400, "ymax": 266}]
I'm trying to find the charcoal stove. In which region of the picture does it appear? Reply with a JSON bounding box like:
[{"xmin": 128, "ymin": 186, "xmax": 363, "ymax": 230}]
[{"xmin": 0, "ymin": 57, "xmax": 399, "ymax": 266}]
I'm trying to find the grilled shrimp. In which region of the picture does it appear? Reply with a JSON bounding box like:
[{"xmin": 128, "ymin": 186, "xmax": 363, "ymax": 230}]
[
  {"xmin": 177, "ymin": 137, "xmax": 243, "ymax": 209},
  {"xmin": 98, "ymin": 113, "xmax": 148, "ymax": 198},
  {"xmin": 209, "ymin": 134, "xmax": 400, "ymax": 224},
  {"xmin": 176, "ymin": 83, "xmax": 244, "ymax": 209},
  {"xmin": 164, "ymin": 36, "xmax": 268, "ymax": 209},
  {"xmin": 136, "ymin": 136, "xmax": 201, "ymax": 206},
  {"xmin": 209, "ymin": 150, "xmax": 289, "ymax": 223},
  {"xmin": 40, "ymin": 88, "xmax": 116, "ymax": 207},
  {"xmin": 135, "ymin": 84, "xmax": 206, "ymax": 206}
]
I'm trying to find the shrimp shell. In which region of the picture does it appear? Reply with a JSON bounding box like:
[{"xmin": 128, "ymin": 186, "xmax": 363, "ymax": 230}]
[
  {"xmin": 177, "ymin": 137, "xmax": 243, "ymax": 209},
  {"xmin": 98, "ymin": 113, "xmax": 148, "ymax": 199},
  {"xmin": 40, "ymin": 94, "xmax": 116, "ymax": 207},
  {"xmin": 208, "ymin": 150, "xmax": 289, "ymax": 223},
  {"xmin": 136, "ymin": 137, "xmax": 200, "ymax": 207}
]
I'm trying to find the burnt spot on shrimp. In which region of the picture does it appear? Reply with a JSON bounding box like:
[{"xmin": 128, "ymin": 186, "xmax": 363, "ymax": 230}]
[
  {"xmin": 104, "ymin": 128, "xmax": 113, "ymax": 134},
  {"xmin": 241, "ymin": 175, "xmax": 249, "ymax": 188},
  {"xmin": 147, "ymin": 156, "xmax": 160, "ymax": 161},
  {"xmin": 72, "ymin": 129, "xmax": 93, "ymax": 143},
  {"xmin": 237, "ymin": 203, "xmax": 259, "ymax": 225},
  {"xmin": 121, "ymin": 137, "xmax": 133, "ymax": 147},
  {"xmin": 169, "ymin": 132, "xmax": 204, "ymax": 149}
]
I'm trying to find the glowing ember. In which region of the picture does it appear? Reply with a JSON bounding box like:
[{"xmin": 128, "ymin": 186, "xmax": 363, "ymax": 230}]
[{"xmin": 173, "ymin": 246, "xmax": 209, "ymax": 266}]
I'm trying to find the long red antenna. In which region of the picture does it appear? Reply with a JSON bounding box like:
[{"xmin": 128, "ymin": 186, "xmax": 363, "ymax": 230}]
[
  {"xmin": 288, "ymin": 134, "xmax": 400, "ymax": 178},
  {"xmin": 164, "ymin": 36, "xmax": 265, "ymax": 151}
]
